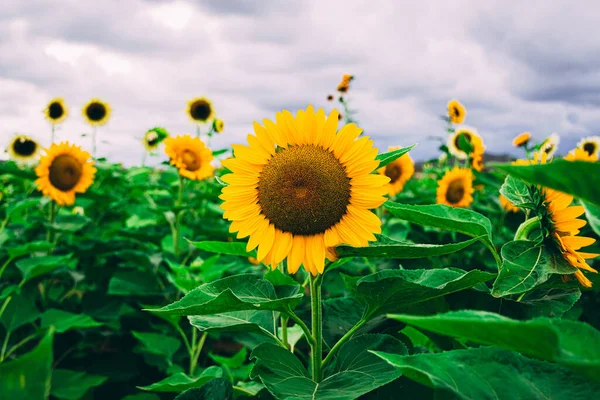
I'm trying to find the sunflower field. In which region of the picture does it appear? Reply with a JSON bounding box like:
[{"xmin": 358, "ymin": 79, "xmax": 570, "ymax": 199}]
[{"xmin": 1, "ymin": 79, "xmax": 600, "ymax": 400}]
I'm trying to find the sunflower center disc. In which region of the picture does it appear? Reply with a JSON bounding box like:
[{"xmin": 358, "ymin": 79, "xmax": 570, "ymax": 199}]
[
  {"xmin": 583, "ymin": 142, "xmax": 596, "ymax": 156},
  {"xmin": 14, "ymin": 139, "xmax": 37, "ymax": 156},
  {"xmin": 181, "ymin": 150, "xmax": 201, "ymax": 171},
  {"xmin": 48, "ymin": 102, "xmax": 64, "ymax": 119},
  {"xmin": 191, "ymin": 101, "xmax": 211, "ymax": 121},
  {"xmin": 49, "ymin": 155, "xmax": 83, "ymax": 191},
  {"xmin": 453, "ymin": 107, "xmax": 460, "ymax": 117},
  {"xmin": 446, "ymin": 179, "xmax": 465, "ymax": 204},
  {"xmin": 385, "ymin": 164, "xmax": 402, "ymax": 184},
  {"xmin": 86, "ymin": 103, "xmax": 107, "ymax": 121},
  {"xmin": 258, "ymin": 145, "xmax": 351, "ymax": 235}
]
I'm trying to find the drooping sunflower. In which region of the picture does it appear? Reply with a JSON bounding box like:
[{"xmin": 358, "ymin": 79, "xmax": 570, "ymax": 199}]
[
  {"xmin": 143, "ymin": 127, "xmax": 169, "ymax": 151},
  {"xmin": 436, "ymin": 167, "xmax": 474, "ymax": 208},
  {"xmin": 539, "ymin": 133, "xmax": 559, "ymax": 157},
  {"xmin": 513, "ymin": 132, "xmax": 531, "ymax": 147},
  {"xmin": 213, "ymin": 119, "xmax": 224, "ymax": 133},
  {"xmin": 447, "ymin": 99, "xmax": 466, "ymax": 124},
  {"xmin": 220, "ymin": 105, "xmax": 388, "ymax": 275},
  {"xmin": 164, "ymin": 135, "xmax": 214, "ymax": 181},
  {"xmin": 35, "ymin": 142, "xmax": 96, "ymax": 206},
  {"xmin": 44, "ymin": 98, "xmax": 68, "ymax": 125},
  {"xmin": 7, "ymin": 134, "xmax": 41, "ymax": 164},
  {"xmin": 576, "ymin": 136, "xmax": 600, "ymax": 159},
  {"xmin": 379, "ymin": 147, "xmax": 414, "ymax": 196},
  {"xmin": 82, "ymin": 99, "xmax": 111, "ymax": 126},
  {"xmin": 447, "ymin": 126, "xmax": 481, "ymax": 160},
  {"xmin": 186, "ymin": 97, "xmax": 214, "ymax": 123},
  {"xmin": 565, "ymin": 147, "xmax": 598, "ymax": 162},
  {"xmin": 337, "ymin": 74, "xmax": 353, "ymax": 93},
  {"xmin": 499, "ymin": 194, "xmax": 519, "ymax": 213}
]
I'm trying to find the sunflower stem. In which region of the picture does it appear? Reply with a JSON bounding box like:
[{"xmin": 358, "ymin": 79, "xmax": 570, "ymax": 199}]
[
  {"xmin": 196, "ymin": 124, "xmax": 200, "ymax": 138},
  {"xmin": 309, "ymin": 274, "xmax": 323, "ymax": 382},
  {"xmin": 92, "ymin": 127, "xmax": 97, "ymax": 159},
  {"xmin": 321, "ymin": 317, "xmax": 367, "ymax": 369},
  {"xmin": 46, "ymin": 201, "xmax": 56, "ymax": 243},
  {"xmin": 51, "ymin": 124, "xmax": 55, "ymax": 144},
  {"xmin": 515, "ymin": 216, "xmax": 541, "ymax": 241},
  {"xmin": 278, "ymin": 263, "xmax": 289, "ymax": 349}
]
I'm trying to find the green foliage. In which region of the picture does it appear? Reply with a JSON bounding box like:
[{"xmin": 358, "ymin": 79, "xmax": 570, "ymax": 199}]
[{"xmin": 375, "ymin": 144, "xmax": 417, "ymax": 168}]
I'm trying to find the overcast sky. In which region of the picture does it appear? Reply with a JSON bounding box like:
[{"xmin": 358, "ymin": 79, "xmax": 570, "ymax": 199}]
[{"xmin": 2, "ymin": 0, "xmax": 599, "ymax": 165}]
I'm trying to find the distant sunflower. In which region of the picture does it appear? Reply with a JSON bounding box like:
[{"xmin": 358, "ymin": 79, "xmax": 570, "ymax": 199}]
[
  {"xmin": 470, "ymin": 136, "xmax": 486, "ymax": 171},
  {"xmin": 379, "ymin": 147, "xmax": 414, "ymax": 196},
  {"xmin": 513, "ymin": 132, "xmax": 531, "ymax": 147},
  {"xmin": 45, "ymin": 98, "xmax": 68, "ymax": 125},
  {"xmin": 565, "ymin": 148, "xmax": 598, "ymax": 162},
  {"xmin": 35, "ymin": 142, "xmax": 96, "ymax": 206},
  {"xmin": 186, "ymin": 97, "xmax": 214, "ymax": 123},
  {"xmin": 213, "ymin": 119, "xmax": 224, "ymax": 133},
  {"xmin": 164, "ymin": 135, "xmax": 214, "ymax": 181},
  {"xmin": 448, "ymin": 126, "xmax": 481, "ymax": 160},
  {"xmin": 7, "ymin": 135, "xmax": 41, "ymax": 164},
  {"xmin": 499, "ymin": 194, "xmax": 518, "ymax": 213},
  {"xmin": 82, "ymin": 99, "xmax": 111, "ymax": 126},
  {"xmin": 576, "ymin": 136, "xmax": 600, "ymax": 159},
  {"xmin": 337, "ymin": 74, "xmax": 353, "ymax": 93},
  {"xmin": 436, "ymin": 167, "xmax": 474, "ymax": 208},
  {"xmin": 540, "ymin": 133, "xmax": 559, "ymax": 158},
  {"xmin": 143, "ymin": 127, "xmax": 169, "ymax": 151},
  {"xmin": 447, "ymin": 99, "xmax": 466, "ymax": 124},
  {"xmin": 220, "ymin": 105, "xmax": 388, "ymax": 275}
]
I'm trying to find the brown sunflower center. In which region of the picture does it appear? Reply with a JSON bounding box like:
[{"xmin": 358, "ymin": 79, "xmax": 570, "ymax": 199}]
[
  {"xmin": 454, "ymin": 132, "xmax": 472, "ymax": 152},
  {"xmin": 48, "ymin": 102, "xmax": 64, "ymax": 119},
  {"xmin": 181, "ymin": 150, "xmax": 201, "ymax": 171},
  {"xmin": 453, "ymin": 106, "xmax": 461, "ymax": 118},
  {"xmin": 445, "ymin": 179, "xmax": 465, "ymax": 204},
  {"xmin": 13, "ymin": 138, "xmax": 37, "ymax": 156},
  {"xmin": 544, "ymin": 144, "xmax": 555, "ymax": 154},
  {"xmin": 583, "ymin": 142, "xmax": 596, "ymax": 156},
  {"xmin": 86, "ymin": 103, "xmax": 107, "ymax": 121},
  {"xmin": 49, "ymin": 154, "xmax": 83, "ymax": 191},
  {"xmin": 258, "ymin": 145, "xmax": 351, "ymax": 235},
  {"xmin": 190, "ymin": 101, "xmax": 211, "ymax": 121},
  {"xmin": 385, "ymin": 163, "xmax": 402, "ymax": 184}
]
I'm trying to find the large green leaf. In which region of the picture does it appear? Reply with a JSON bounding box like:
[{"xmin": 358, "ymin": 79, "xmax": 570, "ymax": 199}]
[
  {"xmin": 174, "ymin": 378, "xmax": 233, "ymax": 400},
  {"xmin": 374, "ymin": 346, "xmax": 600, "ymax": 399},
  {"xmin": 356, "ymin": 269, "xmax": 495, "ymax": 318},
  {"xmin": 138, "ymin": 367, "xmax": 222, "ymax": 392},
  {"xmin": 0, "ymin": 292, "xmax": 40, "ymax": 332},
  {"xmin": 583, "ymin": 201, "xmax": 600, "ymax": 236},
  {"xmin": 499, "ymin": 175, "xmax": 534, "ymax": 208},
  {"xmin": 15, "ymin": 254, "xmax": 76, "ymax": 283},
  {"xmin": 376, "ymin": 144, "xmax": 417, "ymax": 168},
  {"xmin": 50, "ymin": 369, "xmax": 108, "ymax": 400},
  {"xmin": 514, "ymin": 288, "xmax": 581, "ymax": 318},
  {"xmin": 108, "ymin": 271, "xmax": 164, "ymax": 296},
  {"xmin": 497, "ymin": 160, "xmax": 600, "ymax": 207},
  {"xmin": 387, "ymin": 310, "xmax": 600, "ymax": 381},
  {"xmin": 147, "ymin": 274, "xmax": 302, "ymax": 317},
  {"xmin": 7, "ymin": 241, "xmax": 54, "ymax": 259},
  {"xmin": 132, "ymin": 331, "xmax": 181, "ymax": 360},
  {"xmin": 0, "ymin": 330, "xmax": 53, "ymax": 399},
  {"xmin": 189, "ymin": 310, "xmax": 279, "ymax": 343},
  {"xmin": 40, "ymin": 309, "xmax": 102, "ymax": 333},
  {"xmin": 250, "ymin": 334, "xmax": 406, "ymax": 400},
  {"xmin": 188, "ymin": 240, "xmax": 254, "ymax": 257},
  {"xmin": 492, "ymin": 240, "xmax": 577, "ymax": 297}
]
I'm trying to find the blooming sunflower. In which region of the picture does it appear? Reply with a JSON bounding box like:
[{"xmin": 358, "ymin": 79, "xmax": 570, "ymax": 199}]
[
  {"xmin": 35, "ymin": 142, "xmax": 96, "ymax": 206},
  {"xmin": 565, "ymin": 147, "xmax": 598, "ymax": 162},
  {"xmin": 45, "ymin": 98, "xmax": 68, "ymax": 125},
  {"xmin": 499, "ymin": 194, "xmax": 518, "ymax": 213},
  {"xmin": 540, "ymin": 133, "xmax": 559, "ymax": 157},
  {"xmin": 378, "ymin": 147, "xmax": 414, "ymax": 196},
  {"xmin": 164, "ymin": 135, "xmax": 214, "ymax": 181},
  {"xmin": 576, "ymin": 136, "xmax": 600, "ymax": 159},
  {"xmin": 337, "ymin": 74, "xmax": 353, "ymax": 93},
  {"xmin": 7, "ymin": 134, "xmax": 41, "ymax": 164},
  {"xmin": 447, "ymin": 126, "xmax": 481, "ymax": 160},
  {"xmin": 436, "ymin": 167, "xmax": 474, "ymax": 208},
  {"xmin": 82, "ymin": 99, "xmax": 111, "ymax": 126},
  {"xmin": 143, "ymin": 127, "xmax": 169, "ymax": 151},
  {"xmin": 447, "ymin": 99, "xmax": 466, "ymax": 124},
  {"xmin": 513, "ymin": 132, "xmax": 531, "ymax": 147},
  {"xmin": 220, "ymin": 105, "xmax": 388, "ymax": 275},
  {"xmin": 213, "ymin": 119, "xmax": 224, "ymax": 133},
  {"xmin": 186, "ymin": 97, "xmax": 214, "ymax": 123}
]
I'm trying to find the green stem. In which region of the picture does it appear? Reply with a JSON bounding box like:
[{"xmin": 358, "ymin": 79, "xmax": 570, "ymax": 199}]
[
  {"xmin": 0, "ymin": 257, "xmax": 13, "ymax": 282},
  {"xmin": 189, "ymin": 329, "xmax": 197, "ymax": 375},
  {"xmin": 51, "ymin": 124, "xmax": 55, "ymax": 144},
  {"xmin": 173, "ymin": 176, "xmax": 185, "ymax": 258},
  {"xmin": 0, "ymin": 332, "xmax": 10, "ymax": 363},
  {"xmin": 0, "ymin": 296, "xmax": 13, "ymax": 321},
  {"xmin": 189, "ymin": 331, "xmax": 207, "ymax": 376},
  {"xmin": 309, "ymin": 275, "xmax": 323, "ymax": 382},
  {"xmin": 514, "ymin": 216, "xmax": 541, "ymax": 241},
  {"xmin": 281, "ymin": 315, "xmax": 289, "ymax": 348},
  {"xmin": 285, "ymin": 308, "xmax": 315, "ymax": 346},
  {"xmin": 92, "ymin": 126, "xmax": 97, "ymax": 159},
  {"xmin": 196, "ymin": 124, "xmax": 200, "ymax": 138},
  {"xmin": 321, "ymin": 317, "xmax": 367, "ymax": 369},
  {"xmin": 174, "ymin": 324, "xmax": 193, "ymax": 355},
  {"xmin": 3, "ymin": 332, "xmax": 40, "ymax": 361}
]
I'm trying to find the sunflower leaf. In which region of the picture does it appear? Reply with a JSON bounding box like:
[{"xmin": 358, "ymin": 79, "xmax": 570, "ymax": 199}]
[
  {"xmin": 187, "ymin": 240, "xmax": 254, "ymax": 257},
  {"xmin": 138, "ymin": 367, "xmax": 222, "ymax": 392},
  {"xmin": 376, "ymin": 144, "xmax": 417, "ymax": 169},
  {"xmin": 500, "ymin": 175, "xmax": 534, "ymax": 208},
  {"xmin": 582, "ymin": 201, "xmax": 600, "ymax": 236}
]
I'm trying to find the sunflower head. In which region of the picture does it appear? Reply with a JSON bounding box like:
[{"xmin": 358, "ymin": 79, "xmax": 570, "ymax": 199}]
[
  {"xmin": 164, "ymin": 135, "xmax": 214, "ymax": 181},
  {"xmin": 447, "ymin": 99, "xmax": 466, "ymax": 124},
  {"xmin": 35, "ymin": 142, "xmax": 96, "ymax": 206},
  {"xmin": 337, "ymin": 74, "xmax": 353, "ymax": 93},
  {"xmin": 213, "ymin": 119, "xmax": 224, "ymax": 133},
  {"xmin": 539, "ymin": 133, "xmax": 559, "ymax": 158},
  {"xmin": 513, "ymin": 132, "xmax": 531, "ymax": 147},
  {"xmin": 186, "ymin": 97, "xmax": 214, "ymax": 123},
  {"xmin": 143, "ymin": 127, "xmax": 169, "ymax": 151},
  {"xmin": 82, "ymin": 99, "xmax": 111, "ymax": 127},
  {"xmin": 565, "ymin": 147, "xmax": 598, "ymax": 162},
  {"xmin": 378, "ymin": 147, "xmax": 415, "ymax": 196},
  {"xmin": 499, "ymin": 194, "xmax": 519, "ymax": 213},
  {"xmin": 45, "ymin": 98, "xmax": 68, "ymax": 125},
  {"xmin": 7, "ymin": 134, "xmax": 41, "ymax": 165},
  {"xmin": 577, "ymin": 136, "xmax": 600, "ymax": 158},
  {"xmin": 436, "ymin": 167, "xmax": 474, "ymax": 208},
  {"xmin": 448, "ymin": 126, "xmax": 481, "ymax": 160},
  {"xmin": 220, "ymin": 105, "xmax": 388, "ymax": 276}
]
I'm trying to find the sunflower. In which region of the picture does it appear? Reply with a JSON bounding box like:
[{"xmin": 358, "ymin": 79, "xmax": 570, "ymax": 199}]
[
  {"xmin": 337, "ymin": 74, "xmax": 353, "ymax": 93},
  {"xmin": 7, "ymin": 134, "xmax": 41, "ymax": 164},
  {"xmin": 447, "ymin": 99, "xmax": 466, "ymax": 124},
  {"xmin": 379, "ymin": 147, "xmax": 414, "ymax": 196},
  {"xmin": 513, "ymin": 132, "xmax": 531, "ymax": 147},
  {"xmin": 164, "ymin": 135, "xmax": 214, "ymax": 181},
  {"xmin": 220, "ymin": 105, "xmax": 388, "ymax": 276},
  {"xmin": 213, "ymin": 119, "xmax": 224, "ymax": 133},
  {"xmin": 565, "ymin": 147, "xmax": 598, "ymax": 162},
  {"xmin": 470, "ymin": 136, "xmax": 486, "ymax": 171},
  {"xmin": 186, "ymin": 97, "xmax": 214, "ymax": 123},
  {"xmin": 35, "ymin": 142, "xmax": 96, "ymax": 206},
  {"xmin": 447, "ymin": 126, "xmax": 481, "ymax": 160},
  {"xmin": 576, "ymin": 136, "xmax": 600, "ymax": 159},
  {"xmin": 540, "ymin": 133, "xmax": 559, "ymax": 158},
  {"xmin": 436, "ymin": 167, "xmax": 474, "ymax": 208},
  {"xmin": 82, "ymin": 99, "xmax": 111, "ymax": 126},
  {"xmin": 143, "ymin": 127, "xmax": 169, "ymax": 151},
  {"xmin": 499, "ymin": 194, "xmax": 518, "ymax": 213},
  {"xmin": 44, "ymin": 98, "xmax": 68, "ymax": 125}
]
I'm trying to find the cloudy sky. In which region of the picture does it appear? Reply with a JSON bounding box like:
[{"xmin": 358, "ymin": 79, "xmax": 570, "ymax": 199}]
[{"xmin": 1, "ymin": 0, "xmax": 599, "ymax": 164}]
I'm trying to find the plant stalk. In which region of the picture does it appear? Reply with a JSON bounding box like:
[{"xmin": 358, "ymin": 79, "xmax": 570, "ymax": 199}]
[
  {"xmin": 173, "ymin": 176, "xmax": 185, "ymax": 258},
  {"xmin": 46, "ymin": 201, "xmax": 56, "ymax": 243},
  {"xmin": 309, "ymin": 274, "xmax": 323, "ymax": 382},
  {"xmin": 514, "ymin": 216, "xmax": 541, "ymax": 241}
]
